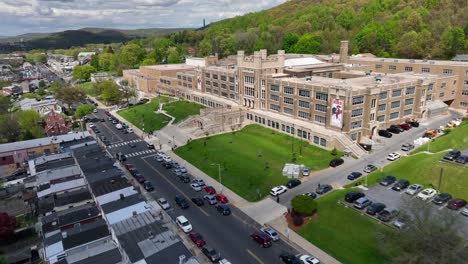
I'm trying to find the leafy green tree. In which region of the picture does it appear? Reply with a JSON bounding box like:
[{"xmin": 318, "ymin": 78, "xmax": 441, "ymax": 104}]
[
  {"xmin": 73, "ymin": 65, "xmax": 96, "ymax": 81},
  {"xmin": 0, "ymin": 96, "xmax": 11, "ymax": 115},
  {"xmin": 90, "ymin": 55, "xmax": 99, "ymax": 70},
  {"xmin": 396, "ymin": 31, "xmax": 423, "ymax": 58},
  {"xmin": 291, "ymin": 195, "xmax": 318, "ymax": 216},
  {"xmin": 440, "ymin": 27, "xmax": 466, "ymax": 58},
  {"xmin": 54, "ymin": 85, "xmax": 86, "ymax": 110},
  {"xmin": 120, "ymin": 43, "xmax": 146, "ymax": 68},
  {"xmin": 18, "ymin": 110, "xmax": 43, "ymax": 138},
  {"xmin": 293, "ymin": 33, "xmax": 322, "ymax": 54},
  {"xmin": 198, "ymin": 38, "xmax": 213, "ymax": 56},
  {"xmin": 0, "ymin": 114, "xmax": 21, "ymax": 142},
  {"xmin": 99, "ymin": 80, "xmax": 122, "ymax": 105},
  {"xmin": 141, "ymin": 57, "xmax": 157, "ymax": 66},
  {"xmin": 98, "ymin": 53, "xmax": 114, "ymax": 72},
  {"xmin": 75, "ymin": 104, "xmax": 95, "ymax": 119},
  {"xmin": 37, "ymin": 88, "xmax": 46, "ymax": 97},
  {"xmin": 167, "ymin": 48, "xmax": 181, "ymax": 64},
  {"xmin": 38, "ymin": 80, "xmax": 46, "ymax": 89},
  {"xmin": 336, "ymin": 9, "xmax": 355, "ymax": 30}
]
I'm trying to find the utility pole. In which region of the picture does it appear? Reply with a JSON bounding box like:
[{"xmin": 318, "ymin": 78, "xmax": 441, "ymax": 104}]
[{"xmin": 438, "ymin": 167, "xmax": 443, "ymax": 192}]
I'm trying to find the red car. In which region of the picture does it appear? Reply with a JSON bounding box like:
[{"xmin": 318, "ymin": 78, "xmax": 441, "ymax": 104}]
[
  {"xmin": 189, "ymin": 232, "xmax": 206, "ymax": 247},
  {"xmin": 204, "ymin": 186, "xmax": 216, "ymax": 195},
  {"xmin": 134, "ymin": 173, "xmax": 146, "ymax": 183},
  {"xmin": 250, "ymin": 232, "xmax": 272, "ymax": 248},
  {"xmin": 399, "ymin": 123, "xmax": 412, "ymax": 130},
  {"xmin": 215, "ymin": 194, "xmax": 228, "ymax": 204},
  {"xmin": 125, "ymin": 164, "xmax": 134, "ymax": 170},
  {"xmin": 447, "ymin": 198, "xmax": 467, "ymax": 210},
  {"xmin": 104, "ymin": 111, "xmax": 110, "ymax": 116}
]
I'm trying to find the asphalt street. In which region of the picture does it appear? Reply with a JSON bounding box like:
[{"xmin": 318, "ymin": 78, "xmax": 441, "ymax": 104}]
[{"xmin": 88, "ymin": 109, "xmax": 298, "ymax": 264}]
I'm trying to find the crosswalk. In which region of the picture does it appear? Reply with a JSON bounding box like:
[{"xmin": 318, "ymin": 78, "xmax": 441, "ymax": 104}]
[
  {"xmin": 108, "ymin": 139, "xmax": 142, "ymax": 149},
  {"xmin": 125, "ymin": 149, "xmax": 158, "ymax": 158}
]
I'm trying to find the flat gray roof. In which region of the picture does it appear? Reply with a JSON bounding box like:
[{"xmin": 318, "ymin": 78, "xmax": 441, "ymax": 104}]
[{"xmin": 0, "ymin": 132, "xmax": 91, "ymax": 154}]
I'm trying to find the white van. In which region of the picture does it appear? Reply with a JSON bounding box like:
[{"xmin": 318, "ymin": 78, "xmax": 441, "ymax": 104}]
[{"xmin": 176, "ymin": 215, "xmax": 192, "ymax": 233}]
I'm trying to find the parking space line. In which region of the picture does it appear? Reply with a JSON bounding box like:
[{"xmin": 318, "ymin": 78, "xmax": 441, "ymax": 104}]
[
  {"xmin": 438, "ymin": 205, "xmax": 446, "ymax": 210},
  {"xmin": 141, "ymin": 157, "xmax": 210, "ymax": 217},
  {"xmin": 246, "ymin": 249, "xmax": 264, "ymax": 264}
]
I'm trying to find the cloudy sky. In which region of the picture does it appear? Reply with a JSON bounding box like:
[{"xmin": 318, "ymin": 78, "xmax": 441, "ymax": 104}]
[{"xmin": 0, "ymin": 0, "xmax": 287, "ymax": 36}]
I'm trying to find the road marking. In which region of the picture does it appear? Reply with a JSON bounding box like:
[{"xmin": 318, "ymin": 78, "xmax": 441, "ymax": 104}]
[
  {"xmin": 99, "ymin": 119, "xmax": 124, "ymax": 142},
  {"xmin": 141, "ymin": 157, "xmax": 210, "ymax": 217},
  {"xmin": 438, "ymin": 205, "xmax": 446, "ymax": 210},
  {"xmin": 246, "ymin": 249, "xmax": 264, "ymax": 264}
]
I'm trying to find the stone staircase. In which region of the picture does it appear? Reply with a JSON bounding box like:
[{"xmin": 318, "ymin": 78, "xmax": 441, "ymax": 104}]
[{"xmin": 333, "ymin": 133, "xmax": 368, "ymax": 158}]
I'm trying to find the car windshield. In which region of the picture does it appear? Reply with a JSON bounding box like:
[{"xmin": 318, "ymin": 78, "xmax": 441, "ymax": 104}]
[{"xmin": 181, "ymin": 221, "xmax": 190, "ymax": 226}]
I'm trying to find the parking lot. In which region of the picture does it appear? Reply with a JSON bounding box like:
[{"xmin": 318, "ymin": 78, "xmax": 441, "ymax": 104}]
[{"xmin": 352, "ymin": 184, "xmax": 468, "ymax": 238}]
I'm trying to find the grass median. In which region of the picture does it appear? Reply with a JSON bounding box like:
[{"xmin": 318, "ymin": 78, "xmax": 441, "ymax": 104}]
[
  {"xmin": 175, "ymin": 124, "xmax": 341, "ymax": 201},
  {"xmin": 163, "ymin": 100, "xmax": 205, "ymax": 123},
  {"xmin": 412, "ymin": 119, "xmax": 468, "ymax": 154},
  {"xmin": 117, "ymin": 97, "xmax": 173, "ymax": 132}
]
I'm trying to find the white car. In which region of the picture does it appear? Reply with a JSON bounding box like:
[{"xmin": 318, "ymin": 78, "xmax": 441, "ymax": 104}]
[
  {"xmin": 299, "ymin": 254, "xmax": 321, "ymax": 264},
  {"xmin": 192, "ymin": 178, "xmax": 205, "ymax": 186},
  {"xmin": 302, "ymin": 167, "xmax": 310, "ymax": 176},
  {"xmin": 190, "ymin": 183, "xmax": 202, "ymax": 191},
  {"xmin": 88, "ymin": 123, "xmax": 95, "ymax": 128},
  {"xmin": 270, "ymin": 186, "xmax": 287, "ymax": 196},
  {"xmin": 176, "ymin": 215, "xmax": 192, "ymax": 233},
  {"xmin": 163, "ymin": 155, "xmax": 172, "ymax": 162},
  {"xmin": 461, "ymin": 206, "xmax": 468, "ymax": 217},
  {"xmin": 218, "ymin": 259, "xmax": 232, "ymax": 264},
  {"xmin": 157, "ymin": 198, "xmax": 171, "ymax": 210},
  {"xmin": 387, "ymin": 152, "xmax": 401, "ymax": 161},
  {"xmin": 417, "ymin": 188, "xmax": 438, "ymax": 200},
  {"xmin": 93, "ymin": 109, "xmax": 98, "ymax": 113},
  {"xmin": 127, "ymin": 128, "xmax": 133, "ymax": 133},
  {"xmin": 405, "ymin": 184, "xmax": 423, "ymax": 196}
]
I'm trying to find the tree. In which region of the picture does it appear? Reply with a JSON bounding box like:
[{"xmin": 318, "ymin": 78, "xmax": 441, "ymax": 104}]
[
  {"xmin": 377, "ymin": 199, "xmax": 468, "ymax": 264},
  {"xmin": 38, "ymin": 80, "xmax": 46, "ymax": 89},
  {"xmin": 396, "ymin": 31, "xmax": 423, "ymax": 58},
  {"xmin": 19, "ymin": 110, "xmax": 43, "ymax": 138},
  {"xmin": 120, "ymin": 43, "xmax": 146, "ymax": 68},
  {"xmin": 73, "ymin": 65, "xmax": 96, "ymax": 81},
  {"xmin": 291, "ymin": 195, "xmax": 318, "ymax": 216},
  {"xmin": 282, "ymin": 32, "xmax": 299, "ymax": 53},
  {"xmin": 54, "ymin": 85, "xmax": 86, "ymax": 110},
  {"xmin": 75, "ymin": 104, "xmax": 95, "ymax": 119},
  {"xmin": 0, "ymin": 96, "xmax": 11, "ymax": 115},
  {"xmin": 0, "ymin": 212, "xmax": 17, "ymax": 240},
  {"xmin": 440, "ymin": 27, "xmax": 466, "ymax": 58},
  {"xmin": 90, "ymin": 55, "xmax": 99, "ymax": 70},
  {"xmin": 98, "ymin": 53, "xmax": 114, "ymax": 72},
  {"xmin": 0, "ymin": 114, "xmax": 21, "ymax": 143},
  {"xmin": 293, "ymin": 33, "xmax": 322, "ymax": 54},
  {"xmin": 120, "ymin": 80, "xmax": 137, "ymax": 104},
  {"xmin": 99, "ymin": 80, "xmax": 122, "ymax": 105}
]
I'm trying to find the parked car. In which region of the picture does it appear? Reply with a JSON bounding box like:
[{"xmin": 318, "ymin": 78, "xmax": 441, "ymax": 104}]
[
  {"xmin": 128, "ymin": 142, "xmax": 136, "ymax": 148},
  {"xmin": 192, "ymin": 178, "xmax": 205, "ymax": 187},
  {"xmin": 303, "ymin": 192, "xmax": 317, "ymax": 199},
  {"xmin": 134, "ymin": 174, "xmax": 146, "ymax": 183},
  {"xmin": 174, "ymin": 195, "xmax": 190, "ymax": 209},
  {"xmin": 393, "ymin": 214, "xmax": 411, "ymax": 229},
  {"xmin": 125, "ymin": 164, "xmax": 135, "ymax": 170},
  {"xmin": 399, "ymin": 123, "xmax": 412, "ymax": 130},
  {"xmin": 157, "ymin": 198, "xmax": 171, "ymax": 210},
  {"xmin": 461, "ymin": 206, "xmax": 468, "ymax": 217},
  {"xmin": 202, "ymin": 246, "xmax": 222, "ymax": 263},
  {"xmin": 455, "ymin": 155, "xmax": 468, "ymax": 164},
  {"xmin": 175, "ymin": 215, "xmax": 192, "ymax": 233},
  {"xmin": 329, "ymin": 158, "xmax": 344, "ymax": 167},
  {"xmin": 260, "ymin": 227, "xmax": 279, "ymax": 241},
  {"xmin": 407, "ymin": 121, "xmax": 419, "ymax": 127},
  {"xmin": 316, "ymin": 184, "xmax": 333, "ymax": 194},
  {"xmin": 189, "ymin": 232, "xmax": 206, "ymax": 247},
  {"xmin": 447, "ymin": 199, "xmax": 467, "ymax": 210},
  {"xmin": 392, "ymin": 179, "xmax": 410, "ymax": 191},
  {"xmin": 215, "ymin": 194, "xmax": 229, "ymax": 204},
  {"xmin": 344, "ymin": 191, "xmax": 365, "ymax": 203},
  {"xmin": 179, "ymin": 174, "xmax": 191, "ymax": 183},
  {"xmin": 417, "ymin": 188, "xmax": 438, "ymax": 200},
  {"xmin": 386, "ymin": 127, "xmax": 400, "ymax": 134},
  {"xmin": 443, "ymin": 150, "xmax": 461, "ymax": 161},
  {"xmin": 378, "ymin": 130, "xmax": 393, "ymax": 138},
  {"xmin": 299, "ymin": 254, "xmax": 321, "ymax": 264},
  {"xmin": 401, "ymin": 143, "xmax": 415, "ymax": 151},
  {"xmin": 147, "ymin": 143, "xmax": 155, "ymax": 149},
  {"xmin": 354, "ymin": 197, "xmax": 372, "ymax": 209},
  {"xmin": 347, "ymin": 172, "xmax": 362, "ymax": 180},
  {"xmin": 380, "ymin": 175, "xmax": 397, "ymax": 186},
  {"xmin": 405, "ymin": 184, "xmax": 423, "ymax": 195},
  {"xmin": 286, "ymin": 179, "xmax": 301, "ymax": 189},
  {"xmin": 364, "ymin": 164, "xmax": 378, "ymax": 173},
  {"xmin": 270, "ymin": 186, "xmax": 287, "ymax": 196},
  {"xmin": 191, "ymin": 197, "xmax": 204, "ymax": 206},
  {"xmin": 390, "ymin": 124, "xmax": 404, "ymax": 132},
  {"xmin": 302, "ymin": 167, "xmax": 310, "ymax": 176},
  {"xmin": 432, "ymin": 193, "xmax": 452, "ymax": 205},
  {"xmin": 377, "ymin": 208, "xmax": 399, "ymax": 222},
  {"xmin": 250, "ymin": 232, "xmax": 272, "ymax": 247},
  {"xmin": 215, "ymin": 204, "xmax": 231, "ymax": 215},
  {"xmin": 143, "ymin": 181, "xmax": 154, "ymax": 191},
  {"xmin": 387, "ymin": 152, "xmax": 401, "ymax": 161},
  {"xmin": 190, "ymin": 183, "xmax": 203, "ymax": 192},
  {"xmin": 279, "ymin": 253, "xmax": 301, "ymax": 264},
  {"xmin": 366, "ymin": 202, "xmax": 386, "ymax": 215},
  {"xmin": 204, "ymin": 186, "xmax": 216, "ymax": 194},
  {"xmin": 204, "ymin": 194, "xmax": 217, "ymax": 205}
]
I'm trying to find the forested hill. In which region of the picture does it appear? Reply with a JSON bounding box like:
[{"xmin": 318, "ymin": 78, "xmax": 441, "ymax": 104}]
[{"xmin": 188, "ymin": 0, "xmax": 468, "ymax": 59}]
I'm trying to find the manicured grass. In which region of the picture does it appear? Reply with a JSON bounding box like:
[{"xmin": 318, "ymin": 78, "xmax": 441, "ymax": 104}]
[
  {"xmin": 117, "ymin": 97, "xmax": 173, "ymax": 132},
  {"xmin": 79, "ymin": 82, "xmax": 96, "ymax": 96},
  {"xmin": 357, "ymin": 152, "xmax": 468, "ymax": 200},
  {"xmin": 163, "ymin": 100, "xmax": 206, "ymax": 123},
  {"xmin": 412, "ymin": 119, "xmax": 468, "ymax": 154},
  {"xmin": 297, "ymin": 189, "xmax": 388, "ymax": 264},
  {"xmin": 175, "ymin": 124, "xmax": 342, "ymax": 201}
]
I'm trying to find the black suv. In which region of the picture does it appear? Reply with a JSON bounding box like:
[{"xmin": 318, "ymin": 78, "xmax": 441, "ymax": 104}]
[
  {"xmin": 443, "ymin": 150, "xmax": 461, "ymax": 161},
  {"xmin": 378, "ymin": 129, "xmax": 393, "ymax": 138},
  {"xmin": 366, "ymin": 202, "xmax": 386, "ymax": 215},
  {"xmin": 316, "ymin": 184, "xmax": 333, "ymax": 194},
  {"xmin": 178, "ymin": 174, "xmax": 190, "ymax": 183},
  {"xmin": 390, "ymin": 125, "xmax": 404, "ymax": 132},
  {"xmin": 432, "ymin": 193, "xmax": 452, "ymax": 205},
  {"xmin": 387, "ymin": 127, "xmax": 401, "ymax": 134},
  {"xmin": 201, "ymin": 246, "xmax": 221, "ymax": 263},
  {"xmin": 379, "ymin": 175, "xmax": 397, "ymax": 186},
  {"xmin": 215, "ymin": 204, "xmax": 231, "ymax": 215},
  {"xmin": 174, "ymin": 195, "xmax": 189, "ymax": 209},
  {"xmin": 143, "ymin": 181, "xmax": 154, "ymax": 192},
  {"xmin": 392, "ymin": 179, "xmax": 410, "ymax": 191},
  {"xmin": 407, "ymin": 121, "xmax": 419, "ymax": 127},
  {"xmin": 286, "ymin": 179, "xmax": 301, "ymax": 189},
  {"xmin": 329, "ymin": 158, "xmax": 344, "ymax": 167},
  {"xmin": 347, "ymin": 172, "xmax": 362, "ymax": 180},
  {"xmin": 345, "ymin": 191, "xmax": 365, "ymax": 203},
  {"xmin": 279, "ymin": 253, "xmax": 301, "ymax": 264}
]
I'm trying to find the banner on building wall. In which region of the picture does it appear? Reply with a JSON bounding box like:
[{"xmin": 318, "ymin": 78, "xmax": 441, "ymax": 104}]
[
  {"xmin": 331, "ymin": 98, "xmax": 344, "ymax": 128},
  {"xmin": 197, "ymin": 71, "xmax": 202, "ymax": 90}
]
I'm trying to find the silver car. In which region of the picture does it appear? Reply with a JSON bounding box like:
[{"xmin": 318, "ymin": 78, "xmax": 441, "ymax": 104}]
[
  {"xmin": 204, "ymin": 194, "xmax": 217, "ymax": 205},
  {"xmin": 405, "ymin": 184, "xmax": 423, "ymax": 196},
  {"xmin": 461, "ymin": 206, "xmax": 468, "ymax": 217},
  {"xmin": 353, "ymin": 197, "xmax": 372, "ymax": 209},
  {"xmin": 260, "ymin": 227, "xmax": 279, "ymax": 241},
  {"xmin": 157, "ymin": 198, "xmax": 171, "ymax": 210}
]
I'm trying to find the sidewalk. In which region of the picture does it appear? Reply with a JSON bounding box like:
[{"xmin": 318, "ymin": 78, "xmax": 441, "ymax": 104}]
[{"xmin": 167, "ymin": 151, "xmax": 341, "ymax": 264}]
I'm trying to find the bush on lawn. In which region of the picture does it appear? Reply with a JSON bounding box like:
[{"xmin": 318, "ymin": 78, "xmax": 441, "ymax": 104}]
[
  {"xmin": 331, "ymin": 147, "xmax": 338, "ymax": 156},
  {"xmin": 292, "ymin": 214, "xmax": 304, "ymax": 226},
  {"xmin": 291, "ymin": 195, "xmax": 318, "ymax": 216}
]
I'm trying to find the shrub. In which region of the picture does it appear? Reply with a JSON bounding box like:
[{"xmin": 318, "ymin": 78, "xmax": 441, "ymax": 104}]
[
  {"xmin": 292, "ymin": 214, "xmax": 304, "ymax": 226},
  {"xmin": 291, "ymin": 195, "xmax": 318, "ymax": 216},
  {"xmin": 331, "ymin": 147, "xmax": 338, "ymax": 156}
]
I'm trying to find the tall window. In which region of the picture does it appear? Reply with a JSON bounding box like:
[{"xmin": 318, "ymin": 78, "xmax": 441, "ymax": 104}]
[
  {"xmin": 404, "ymin": 109, "xmax": 413, "ymax": 116},
  {"xmin": 270, "ymin": 94, "xmax": 279, "ymax": 101},
  {"xmin": 406, "ymin": 87, "xmax": 415, "ymax": 95},
  {"xmin": 379, "ymin": 91, "xmax": 388, "ymax": 99},
  {"xmin": 352, "ymin": 96, "xmax": 364, "ymax": 105},
  {"xmin": 390, "ymin": 112, "xmax": 400, "ymax": 120},
  {"xmin": 351, "ymin": 108, "xmax": 363, "ymax": 117},
  {"xmin": 442, "ymin": 69, "xmax": 453, "ymax": 75},
  {"xmin": 405, "ymin": 98, "xmax": 414, "ymax": 105},
  {"xmin": 391, "ymin": 101, "xmax": 401, "ymax": 108},
  {"xmin": 350, "ymin": 120, "xmax": 362, "ymax": 129},
  {"xmin": 283, "ymin": 97, "xmax": 294, "ymax": 105},
  {"xmin": 315, "ymin": 104, "xmax": 327, "ymax": 112},
  {"xmin": 283, "ymin": 107, "xmax": 293, "ymax": 115},
  {"xmin": 284, "ymin": 87, "xmax": 294, "ymax": 94},
  {"xmin": 270, "ymin": 85, "xmax": 280, "ymax": 92},
  {"xmin": 270, "ymin": 104, "xmax": 280, "ymax": 111},
  {"xmin": 378, "ymin": 104, "xmax": 386, "ymax": 111},
  {"xmin": 299, "ymin": 89, "xmax": 310, "ymax": 98},
  {"xmin": 299, "ymin": 100, "xmax": 310, "ymax": 108},
  {"xmin": 392, "ymin": 89, "xmax": 402, "ymax": 97},
  {"xmin": 314, "ymin": 115, "xmax": 326, "ymax": 124},
  {"xmin": 404, "ymin": 66, "xmax": 413, "ymax": 72},
  {"xmin": 315, "ymin": 92, "xmax": 328, "ymax": 101},
  {"xmin": 377, "ymin": 115, "xmax": 385, "ymax": 122},
  {"xmin": 421, "ymin": 68, "xmax": 430, "ymax": 73},
  {"xmin": 298, "ymin": 111, "xmax": 310, "ymax": 120}
]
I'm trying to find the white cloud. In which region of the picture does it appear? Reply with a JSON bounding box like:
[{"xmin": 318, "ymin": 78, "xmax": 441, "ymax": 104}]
[{"xmin": 0, "ymin": 0, "xmax": 287, "ymax": 36}]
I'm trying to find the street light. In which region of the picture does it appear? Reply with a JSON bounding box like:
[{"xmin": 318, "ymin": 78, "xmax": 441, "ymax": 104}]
[{"xmin": 211, "ymin": 163, "xmax": 222, "ymax": 193}]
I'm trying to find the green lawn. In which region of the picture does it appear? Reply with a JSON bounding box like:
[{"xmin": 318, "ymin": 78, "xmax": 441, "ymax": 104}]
[
  {"xmin": 117, "ymin": 97, "xmax": 173, "ymax": 132},
  {"xmin": 79, "ymin": 82, "xmax": 96, "ymax": 96},
  {"xmin": 175, "ymin": 124, "xmax": 342, "ymax": 201},
  {"xmin": 412, "ymin": 119, "xmax": 468, "ymax": 154},
  {"xmin": 297, "ymin": 189, "xmax": 388, "ymax": 264},
  {"xmin": 163, "ymin": 100, "xmax": 206, "ymax": 123},
  {"xmin": 356, "ymin": 152, "xmax": 468, "ymax": 200}
]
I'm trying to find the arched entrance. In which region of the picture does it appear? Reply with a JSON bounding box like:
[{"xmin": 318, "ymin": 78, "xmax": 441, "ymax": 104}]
[
  {"xmin": 421, "ymin": 110, "xmax": 427, "ymax": 119},
  {"xmin": 371, "ymin": 126, "xmax": 378, "ymax": 137}
]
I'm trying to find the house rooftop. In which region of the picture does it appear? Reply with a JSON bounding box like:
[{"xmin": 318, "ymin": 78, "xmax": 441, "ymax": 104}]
[
  {"xmin": 84, "ymin": 168, "xmax": 123, "ymax": 184},
  {"xmin": 90, "ymin": 176, "xmax": 131, "ymax": 197},
  {"xmin": 0, "ymin": 132, "xmax": 91, "ymax": 153},
  {"xmin": 69, "ymin": 247, "xmax": 122, "ymax": 264},
  {"xmin": 62, "ymin": 219, "xmax": 110, "ymax": 250},
  {"xmin": 38, "ymin": 187, "xmax": 92, "ymax": 215},
  {"xmin": 36, "ymin": 165, "xmax": 81, "ymax": 185},
  {"xmin": 41, "ymin": 203, "xmax": 100, "ymax": 233},
  {"xmin": 101, "ymin": 193, "xmax": 145, "ymax": 214}
]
